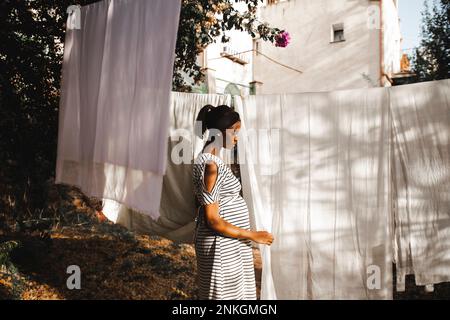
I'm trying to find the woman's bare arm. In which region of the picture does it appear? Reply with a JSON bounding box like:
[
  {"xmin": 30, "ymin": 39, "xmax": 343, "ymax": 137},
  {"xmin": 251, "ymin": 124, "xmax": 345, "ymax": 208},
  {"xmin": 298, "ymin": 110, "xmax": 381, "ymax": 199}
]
[{"xmin": 202, "ymin": 162, "xmax": 273, "ymax": 245}]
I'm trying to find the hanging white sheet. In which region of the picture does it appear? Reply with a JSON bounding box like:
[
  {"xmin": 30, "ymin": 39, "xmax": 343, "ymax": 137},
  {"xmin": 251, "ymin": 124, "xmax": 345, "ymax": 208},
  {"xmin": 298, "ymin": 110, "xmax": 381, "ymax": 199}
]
[
  {"xmin": 55, "ymin": 0, "xmax": 181, "ymax": 219},
  {"xmin": 236, "ymin": 87, "xmax": 393, "ymax": 299},
  {"xmin": 390, "ymin": 79, "xmax": 450, "ymax": 291}
]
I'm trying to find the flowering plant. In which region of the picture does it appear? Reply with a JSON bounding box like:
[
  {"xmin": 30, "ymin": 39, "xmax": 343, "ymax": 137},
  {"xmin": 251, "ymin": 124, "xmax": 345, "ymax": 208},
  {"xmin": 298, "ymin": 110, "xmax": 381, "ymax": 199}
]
[{"xmin": 275, "ymin": 31, "xmax": 291, "ymax": 48}]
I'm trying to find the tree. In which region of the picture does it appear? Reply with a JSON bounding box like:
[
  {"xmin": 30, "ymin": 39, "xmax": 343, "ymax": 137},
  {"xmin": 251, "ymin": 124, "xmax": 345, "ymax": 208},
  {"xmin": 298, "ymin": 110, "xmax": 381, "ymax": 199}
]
[
  {"xmin": 0, "ymin": 0, "xmax": 282, "ymax": 225},
  {"xmin": 174, "ymin": 0, "xmax": 283, "ymax": 91},
  {"xmin": 412, "ymin": 0, "xmax": 450, "ymax": 82}
]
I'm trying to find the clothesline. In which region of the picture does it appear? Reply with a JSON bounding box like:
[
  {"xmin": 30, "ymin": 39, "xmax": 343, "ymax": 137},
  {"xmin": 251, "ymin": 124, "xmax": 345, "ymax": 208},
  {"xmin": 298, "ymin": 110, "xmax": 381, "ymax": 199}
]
[{"xmin": 208, "ymin": 49, "xmax": 304, "ymax": 74}]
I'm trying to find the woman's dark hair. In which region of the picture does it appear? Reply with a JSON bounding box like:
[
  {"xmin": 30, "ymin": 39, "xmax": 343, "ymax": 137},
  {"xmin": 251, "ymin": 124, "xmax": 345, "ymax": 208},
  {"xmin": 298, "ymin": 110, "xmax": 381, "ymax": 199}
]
[{"xmin": 195, "ymin": 104, "xmax": 241, "ymax": 138}]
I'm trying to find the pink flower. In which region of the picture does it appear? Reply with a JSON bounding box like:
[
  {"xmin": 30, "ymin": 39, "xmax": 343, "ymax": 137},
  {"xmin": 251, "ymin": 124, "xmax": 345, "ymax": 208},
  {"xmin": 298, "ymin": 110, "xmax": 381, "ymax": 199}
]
[{"xmin": 275, "ymin": 31, "xmax": 291, "ymax": 48}]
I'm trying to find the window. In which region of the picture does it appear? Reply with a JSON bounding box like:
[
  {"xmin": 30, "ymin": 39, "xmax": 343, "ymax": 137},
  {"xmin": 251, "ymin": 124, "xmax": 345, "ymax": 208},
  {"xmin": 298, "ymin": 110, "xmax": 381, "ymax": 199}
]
[{"xmin": 331, "ymin": 23, "xmax": 345, "ymax": 43}]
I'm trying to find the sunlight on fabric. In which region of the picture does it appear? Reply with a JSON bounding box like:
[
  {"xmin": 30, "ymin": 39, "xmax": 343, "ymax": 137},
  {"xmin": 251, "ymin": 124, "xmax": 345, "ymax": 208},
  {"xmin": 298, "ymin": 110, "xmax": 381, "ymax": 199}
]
[
  {"xmin": 237, "ymin": 86, "xmax": 392, "ymax": 300},
  {"xmin": 391, "ymin": 79, "xmax": 450, "ymax": 290},
  {"xmin": 110, "ymin": 92, "xmax": 233, "ymax": 243},
  {"xmin": 55, "ymin": 0, "xmax": 181, "ymax": 219}
]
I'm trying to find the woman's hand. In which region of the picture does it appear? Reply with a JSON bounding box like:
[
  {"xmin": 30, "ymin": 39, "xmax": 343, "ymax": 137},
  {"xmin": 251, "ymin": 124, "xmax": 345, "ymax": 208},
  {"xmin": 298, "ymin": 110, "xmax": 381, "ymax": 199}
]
[{"xmin": 250, "ymin": 231, "xmax": 274, "ymax": 245}]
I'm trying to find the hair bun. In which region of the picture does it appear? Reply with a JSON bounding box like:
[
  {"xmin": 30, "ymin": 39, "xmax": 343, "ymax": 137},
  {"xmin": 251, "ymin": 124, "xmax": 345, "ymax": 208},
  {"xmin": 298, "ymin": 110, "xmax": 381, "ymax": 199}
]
[{"xmin": 195, "ymin": 104, "xmax": 240, "ymax": 139}]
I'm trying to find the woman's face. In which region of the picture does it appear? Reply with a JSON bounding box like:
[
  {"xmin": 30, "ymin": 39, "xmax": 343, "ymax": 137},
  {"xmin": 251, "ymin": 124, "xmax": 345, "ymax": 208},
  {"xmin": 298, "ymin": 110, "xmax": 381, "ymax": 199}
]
[{"xmin": 223, "ymin": 121, "xmax": 241, "ymax": 149}]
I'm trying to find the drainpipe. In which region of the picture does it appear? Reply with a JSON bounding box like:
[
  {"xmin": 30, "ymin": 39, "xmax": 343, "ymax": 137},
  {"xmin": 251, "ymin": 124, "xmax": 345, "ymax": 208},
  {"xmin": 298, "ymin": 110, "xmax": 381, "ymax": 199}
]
[{"xmin": 379, "ymin": 0, "xmax": 385, "ymax": 86}]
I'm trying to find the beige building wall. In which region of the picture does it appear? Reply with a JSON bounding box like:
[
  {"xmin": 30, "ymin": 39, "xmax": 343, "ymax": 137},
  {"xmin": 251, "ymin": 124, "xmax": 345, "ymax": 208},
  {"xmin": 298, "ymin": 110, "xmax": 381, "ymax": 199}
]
[{"xmin": 253, "ymin": 0, "xmax": 402, "ymax": 94}]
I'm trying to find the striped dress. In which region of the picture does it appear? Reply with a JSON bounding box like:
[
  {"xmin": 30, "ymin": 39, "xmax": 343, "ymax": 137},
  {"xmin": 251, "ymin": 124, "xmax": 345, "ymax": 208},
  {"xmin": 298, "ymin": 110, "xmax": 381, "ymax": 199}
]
[{"xmin": 192, "ymin": 152, "xmax": 257, "ymax": 300}]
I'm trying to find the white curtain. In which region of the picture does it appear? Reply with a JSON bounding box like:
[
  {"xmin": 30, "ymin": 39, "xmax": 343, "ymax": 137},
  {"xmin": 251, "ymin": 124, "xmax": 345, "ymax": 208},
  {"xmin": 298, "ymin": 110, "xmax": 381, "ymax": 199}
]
[
  {"xmin": 391, "ymin": 79, "xmax": 450, "ymax": 291},
  {"xmin": 109, "ymin": 92, "xmax": 233, "ymax": 243},
  {"xmin": 236, "ymin": 87, "xmax": 393, "ymax": 299},
  {"xmin": 55, "ymin": 0, "xmax": 181, "ymax": 219}
]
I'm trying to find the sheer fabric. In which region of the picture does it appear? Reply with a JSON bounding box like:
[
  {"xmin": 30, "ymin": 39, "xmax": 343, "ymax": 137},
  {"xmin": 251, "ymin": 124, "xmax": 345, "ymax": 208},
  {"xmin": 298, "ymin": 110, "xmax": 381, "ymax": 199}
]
[
  {"xmin": 235, "ymin": 88, "xmax": 393, "ymax": 299},
  {"xmin": 110, "ymin": 93, "xmax": 233, "ymax": 243},
  {"xmin": 55, "ymin": 0, "xmax": 181, "ymax": 219},
  {"xmin": 390, "ymin": 79, "xmax": 450, "ymax": 290}
]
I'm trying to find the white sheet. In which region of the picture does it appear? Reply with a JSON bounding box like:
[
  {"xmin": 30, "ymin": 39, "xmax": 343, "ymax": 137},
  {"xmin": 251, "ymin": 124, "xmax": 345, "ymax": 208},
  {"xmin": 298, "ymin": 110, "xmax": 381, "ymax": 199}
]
[
  {"xmin": 390, "ymin": 79, "xmax": 450, "ymax": 290},
  {"xmin": 55, "ymin": 0, "xmax": 181, "ymax": 219},
  {"xmin": 236, "ymin": 87, "xmax": 393, "ymax": 299}
]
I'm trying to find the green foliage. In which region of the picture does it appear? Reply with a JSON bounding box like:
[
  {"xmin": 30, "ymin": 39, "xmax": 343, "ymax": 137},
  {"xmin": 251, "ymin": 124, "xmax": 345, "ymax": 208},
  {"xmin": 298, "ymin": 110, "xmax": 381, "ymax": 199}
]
[
  {"xmin": 0, "ymin": 0, "xmax": 282, "ymax": 228},
  {"xmin": 174, "ymin": 0, "xmax": 283, "ymax": 91},
  {"xmin": 0, "ymin": 241, "xmax": 20, "ymax": 271},
  {"xmin": 0, "ymin": 240, "xmax": 28, "ymax": 299},
  {"xmin": 0, "ymin": 0, "xmax": 99, "ymax": 228},
  {"xmin": 411, "ymin": 0, "xmax": 450, "ymax": 82}
]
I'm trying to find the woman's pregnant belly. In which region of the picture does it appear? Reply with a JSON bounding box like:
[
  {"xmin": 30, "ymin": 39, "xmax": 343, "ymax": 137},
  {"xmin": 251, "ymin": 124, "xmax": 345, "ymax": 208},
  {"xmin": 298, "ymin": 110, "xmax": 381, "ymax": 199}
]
[{"xmin": 219, "ymin": 195, "xmax": 251, "ymax": 230}]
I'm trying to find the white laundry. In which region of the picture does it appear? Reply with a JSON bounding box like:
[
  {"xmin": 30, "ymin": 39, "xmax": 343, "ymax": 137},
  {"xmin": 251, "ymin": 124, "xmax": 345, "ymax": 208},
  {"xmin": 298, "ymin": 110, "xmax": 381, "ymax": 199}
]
[
  {"xmin": 55, "ymin": 0, "xmax": 181, "ymax": 220},
  {"xmin": 110, "ymin": 92, "xmax": 233, "ymax": 243},
  {"xmin": 390, "ymin": 79, "xmax": 450, "ymax": 291},
  {"xmin": 236, "ymin": 87, "xmax": 393, "ymax": 299}
]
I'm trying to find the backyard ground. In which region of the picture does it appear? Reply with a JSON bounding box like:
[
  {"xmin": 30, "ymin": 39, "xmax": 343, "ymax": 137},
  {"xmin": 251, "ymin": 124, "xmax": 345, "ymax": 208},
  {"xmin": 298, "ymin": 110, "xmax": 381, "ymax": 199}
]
[
  {"xmin": 0, "ymin": 223, "xmax": 263, "ymax": 300},
  {"xmin": 0, "ymin": 184, "xmax": 448, "ymax": 300}
]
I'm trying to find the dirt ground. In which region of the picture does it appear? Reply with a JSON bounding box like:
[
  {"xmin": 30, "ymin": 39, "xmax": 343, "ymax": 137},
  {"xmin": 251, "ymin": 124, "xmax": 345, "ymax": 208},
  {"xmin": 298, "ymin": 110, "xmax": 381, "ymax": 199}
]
[
  {"xmin": 0, "ymin": 224, "xmax": 198, "ymax": 300},
  {"xmin": 0, "ymin": 219, "xmax": 265, "ymax": 300},
  {"xmin": 1, "ymin": 219, "xmax": 449, "ymax": 300}
]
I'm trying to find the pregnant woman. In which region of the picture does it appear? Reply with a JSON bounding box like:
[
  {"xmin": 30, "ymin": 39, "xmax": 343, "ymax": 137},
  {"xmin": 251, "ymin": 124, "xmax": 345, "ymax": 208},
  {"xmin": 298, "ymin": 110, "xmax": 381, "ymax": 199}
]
[{"xmin": 192, "ymin": 104, "xmax": 274, "ymax": 300}]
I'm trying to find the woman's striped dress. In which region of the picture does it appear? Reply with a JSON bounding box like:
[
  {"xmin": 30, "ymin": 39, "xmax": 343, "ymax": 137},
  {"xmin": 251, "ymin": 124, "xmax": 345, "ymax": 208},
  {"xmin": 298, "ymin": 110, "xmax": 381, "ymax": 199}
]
[{"xmin": 192, "ymin": 152, "xmax": 257, "ymax": 300}]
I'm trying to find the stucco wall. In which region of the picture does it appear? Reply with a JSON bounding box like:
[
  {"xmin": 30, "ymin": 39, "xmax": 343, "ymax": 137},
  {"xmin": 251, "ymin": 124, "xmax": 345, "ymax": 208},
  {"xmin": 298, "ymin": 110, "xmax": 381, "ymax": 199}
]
[{"xmin": 254, "ymin": 0, "xmax": 388, "ymax": 94}]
